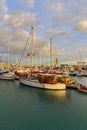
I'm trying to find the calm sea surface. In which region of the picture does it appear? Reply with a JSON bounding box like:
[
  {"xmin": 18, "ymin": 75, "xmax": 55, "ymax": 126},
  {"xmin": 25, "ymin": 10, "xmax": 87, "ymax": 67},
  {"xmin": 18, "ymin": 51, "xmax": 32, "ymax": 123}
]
[{"xmin": 0, "ymin": 77, "xmax": 87, "ymax": 130}]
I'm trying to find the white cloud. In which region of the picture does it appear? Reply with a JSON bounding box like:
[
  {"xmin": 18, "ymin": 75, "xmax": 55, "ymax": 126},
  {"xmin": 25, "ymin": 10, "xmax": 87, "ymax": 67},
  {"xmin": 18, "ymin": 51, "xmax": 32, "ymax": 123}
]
[
  {"xmin": 53, "ymin": 13, "xmax": 79, "ymax": 27},
  {"xmin": 46, "ymin": 29, "xmax": 68, "ymax": 38},
  {"xmin": 75, "ymin": 20, "xmax": 87, "ymax": 33},
  {"xmin": 19, "ymin": 0, "xmax": 34, "ymax": 8},
  {"xmin": 0, "ymin": 0, "xmax": 87, "ymax": 64},
  {"xmin": 45, "ymin": 0, "xmax": 87, "ymax": 31},
  {"xmin": 3, "ymin": 14, "xmax": 10, "ymax": 20},
  {"xmin": 4, "ymin": 11, "xmax": 38, "ymax": 29},
  {"xmin": 0, "ymin": 4, "xmax": 41, "ymax": 57},
  {"xmin": 46, "ymin": 1, "xmax": 64, "ymax": 12},
  {"xmin": 0, "ymin": 0, "xmax": 8, "ymax": 14}
]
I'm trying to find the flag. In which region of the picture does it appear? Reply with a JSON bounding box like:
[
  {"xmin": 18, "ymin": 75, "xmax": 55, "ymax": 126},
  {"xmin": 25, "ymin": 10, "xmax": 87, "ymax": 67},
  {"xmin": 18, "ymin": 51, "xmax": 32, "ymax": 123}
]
[
  {"xmin": 27, "ymin": 53, "xmax": 30, "ymax": 56},
  {"xmin": 33, "ymin": 53, "xmax": 35, "ymax": 56}
]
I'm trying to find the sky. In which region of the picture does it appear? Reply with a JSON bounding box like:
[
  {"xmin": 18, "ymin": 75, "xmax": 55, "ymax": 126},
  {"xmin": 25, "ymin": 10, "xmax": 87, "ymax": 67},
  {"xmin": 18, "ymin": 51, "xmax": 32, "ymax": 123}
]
[{"xmin": 0, "ymin": 0, "xmax": 87, "ymax": 65}]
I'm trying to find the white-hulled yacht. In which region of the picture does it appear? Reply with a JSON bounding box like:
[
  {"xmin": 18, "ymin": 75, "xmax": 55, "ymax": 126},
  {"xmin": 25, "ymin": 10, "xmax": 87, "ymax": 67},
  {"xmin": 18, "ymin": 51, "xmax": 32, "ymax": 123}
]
[
  {"xmin": 0, "ymin": 72, "xmax": 15, "ymax": 80},
  {"xmin": 19, "ymin": 27, "xmax": 66, "ymax": 90}
]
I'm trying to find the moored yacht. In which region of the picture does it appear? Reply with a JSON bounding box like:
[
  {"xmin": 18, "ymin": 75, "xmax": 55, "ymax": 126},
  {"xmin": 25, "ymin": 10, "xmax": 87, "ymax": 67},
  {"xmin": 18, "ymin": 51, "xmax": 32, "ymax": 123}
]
[
  {"xmin": 77, "ymin": 84, "xmax": 87, "ymax": 93},
  {"xmin": 69, "ymin": 71, "xmax": 77, "ymax": 76},
  {"xmin": 19, "ymin": 26, "xmax": 66, "ymax": 90},
  {"xmin": 0, "ymin": 72, "xmax": 15, "ymax": 80},
  {"xmin": 20, "ymin": 74, "xmax": 66, "ymax": 90}
]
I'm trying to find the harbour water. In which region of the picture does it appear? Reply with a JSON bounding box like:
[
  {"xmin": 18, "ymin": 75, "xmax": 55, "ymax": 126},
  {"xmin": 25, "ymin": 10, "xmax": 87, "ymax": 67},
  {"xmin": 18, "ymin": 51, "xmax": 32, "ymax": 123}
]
[{"xmin": 0, "ymin": 77, "xmax": 87, "ymax": 130}]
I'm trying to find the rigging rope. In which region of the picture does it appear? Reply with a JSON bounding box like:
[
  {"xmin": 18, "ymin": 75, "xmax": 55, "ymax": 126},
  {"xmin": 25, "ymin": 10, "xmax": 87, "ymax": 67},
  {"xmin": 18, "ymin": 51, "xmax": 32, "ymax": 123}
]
[{"xmin": 18, "ymin": 30, "xmax": 31, "ymax": 66}]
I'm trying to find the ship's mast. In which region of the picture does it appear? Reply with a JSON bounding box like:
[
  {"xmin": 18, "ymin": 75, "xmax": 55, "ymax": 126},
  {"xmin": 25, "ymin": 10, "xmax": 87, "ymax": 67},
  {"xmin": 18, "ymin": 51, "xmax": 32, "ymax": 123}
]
[
  {"xmin": 50, "ymin": 37, "xmax": 52, "ymax": 71},
  {"xmin": 31, "ymin": 26, "xmax": 34, "ymax": 67},
  {"xmin": 7, "ymin": 37, "xmax": 10, "ymax": 71},
  {"xmin": 78, "ymin": 49, "xmax": 81, "ymax": 67}
]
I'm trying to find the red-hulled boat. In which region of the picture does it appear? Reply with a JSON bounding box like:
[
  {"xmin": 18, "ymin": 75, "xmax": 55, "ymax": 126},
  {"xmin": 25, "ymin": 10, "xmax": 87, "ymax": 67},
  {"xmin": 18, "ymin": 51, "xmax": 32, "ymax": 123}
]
[{"xmin": 78, "ymin": 85, "xmax": 87, "ymax": 93}]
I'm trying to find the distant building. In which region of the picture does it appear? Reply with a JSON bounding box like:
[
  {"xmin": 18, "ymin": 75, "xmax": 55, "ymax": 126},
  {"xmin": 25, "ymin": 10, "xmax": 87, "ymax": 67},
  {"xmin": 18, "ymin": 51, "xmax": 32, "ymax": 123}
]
[
  {"xmin": 55, "ymin": 58, "xmax": 58, "ymax": 67},
  {"xmin": 77, "ymin": 61, "xmax": 85, "ymax": 66}
]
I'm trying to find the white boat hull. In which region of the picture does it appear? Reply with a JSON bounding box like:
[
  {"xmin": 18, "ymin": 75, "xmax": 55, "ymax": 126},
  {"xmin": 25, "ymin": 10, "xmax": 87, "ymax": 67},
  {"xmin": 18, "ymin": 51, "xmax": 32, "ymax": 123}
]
[
  {"xmin": 0, "ymin": 70, "xmax": 8, "ymax": 75},
  {"xmin": 20, "ymin": 78, "xmax": 66, "ymax": 90},
  {"xmin": 0, "ymin": 73, "xmax": 15, "ymax": 80},
  {"xmin": 0, "ymin": 76, "xmax": 15, "ymax": 80}
]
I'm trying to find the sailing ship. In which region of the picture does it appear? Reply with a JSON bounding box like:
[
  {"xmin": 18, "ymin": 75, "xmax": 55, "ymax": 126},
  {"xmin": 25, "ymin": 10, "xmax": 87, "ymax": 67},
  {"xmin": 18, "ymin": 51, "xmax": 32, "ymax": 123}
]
[
  {"xmin": 20, "ymin": 74, "xmax": 66, "ymax": 90},
  {"xmin": 19, "ymin": 26, "xmax": 66, "ymax": 90}
]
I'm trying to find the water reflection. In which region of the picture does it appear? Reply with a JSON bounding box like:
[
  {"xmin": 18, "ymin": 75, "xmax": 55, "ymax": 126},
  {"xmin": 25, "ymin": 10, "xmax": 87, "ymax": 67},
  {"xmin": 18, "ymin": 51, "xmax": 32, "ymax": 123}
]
[
  {"xmin": 38, "ymin": 90, "xmax": 71, "ymax": 103},
  {"xmin": 19, "ymin": 83, "xmax": 71, "ymax": 103}
]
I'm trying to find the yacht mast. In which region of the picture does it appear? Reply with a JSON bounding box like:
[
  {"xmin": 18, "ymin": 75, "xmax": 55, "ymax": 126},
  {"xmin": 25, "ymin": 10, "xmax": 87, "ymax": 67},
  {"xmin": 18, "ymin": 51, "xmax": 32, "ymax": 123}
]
[
  {"xmin": 31, "ymin": 26, "xmax": 34, "ymax": 67},
  {"xmin": 7, "ymin": 37, "xmax": 10, "ymax": 71},
  {"xmin": 50, "ymin": 37, "xmax": 52, "ymax": 71},
  {"xmin": 78, "ymin": 49, "xmax": 81, "ymax": 67}
]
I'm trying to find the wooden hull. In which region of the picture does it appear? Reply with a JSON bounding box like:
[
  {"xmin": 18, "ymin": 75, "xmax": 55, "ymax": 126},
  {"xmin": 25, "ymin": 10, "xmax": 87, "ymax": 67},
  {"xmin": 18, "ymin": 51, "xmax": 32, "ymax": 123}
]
[{"xmin": 20, "ymin": 78, "xmax": 66, "ymax": 90}]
